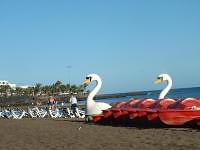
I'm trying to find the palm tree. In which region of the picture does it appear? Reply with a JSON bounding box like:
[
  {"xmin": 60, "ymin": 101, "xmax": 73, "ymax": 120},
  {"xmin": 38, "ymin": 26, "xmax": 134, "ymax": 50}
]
[
  {"xmin": 76, "ymin": 85, "xmax": 85, "ymax": 96},
  {"xmin": 15, "ymin": 87, "xmax": 24, "ymax": 96},
  {"xmin": 0, "ymin": 85, "xmax": 12, "ymax": 97},
  {"xmin": 24, "ymin": 87, "xmax": 34, "ymax": 96},
  {"xmin": 70, "ymin": 84, "xmax": 78, "ymax": 93},
  {"xmin": 0, "ymin": 85, "xmax": 4, "ymax": 96},
  {"xmin": 41, "ymin": 85, "xmax": 50, "ymax": 96},
  {"xmin": 54, "ymin": 80, "xmax": 62, "ymax": 93},
  {"xmin": 55, "ymin": 80, "xmax": 62, "ymax": 87},
  {"xmin": 8, "ymin": 80, "xmax": 86, "ymax": 98},
  {"xmin": 66, "ymin": 84, "xmax": 71, "ymax": 92},
  {"xmin": 34, "ymin": 83, "xmax": 42, "ymax": 96},
  {"xmin": 10, "ymin": 88, "xmax": 16, "ymax": 96}
]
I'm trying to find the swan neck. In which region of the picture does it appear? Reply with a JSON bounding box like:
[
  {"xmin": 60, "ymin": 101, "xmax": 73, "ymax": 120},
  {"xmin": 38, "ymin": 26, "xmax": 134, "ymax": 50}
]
[
  {"xmin": 159, "ymin": 79, "xmax": 172, "ymax": 99},
  {"xmin": 88, "ymin": 79, "xmax": 102, "ymax": 102}
]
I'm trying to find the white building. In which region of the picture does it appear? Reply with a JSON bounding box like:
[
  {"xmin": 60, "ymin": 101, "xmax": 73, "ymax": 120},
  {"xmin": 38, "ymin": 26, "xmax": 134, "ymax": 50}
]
[
  {"xmin": 0, "ymin": 80, "xmax": 16, "ymax": 89},
  {"xmin": 19, "ymin": 85, "xmax": 30, "ymax": 89}
]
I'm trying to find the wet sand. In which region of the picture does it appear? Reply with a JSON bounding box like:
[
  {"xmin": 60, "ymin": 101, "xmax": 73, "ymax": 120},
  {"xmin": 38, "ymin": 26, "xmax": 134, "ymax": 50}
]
[{"xmin": 0, "ymin": 119, "xmax": 200, "ymax": 150}]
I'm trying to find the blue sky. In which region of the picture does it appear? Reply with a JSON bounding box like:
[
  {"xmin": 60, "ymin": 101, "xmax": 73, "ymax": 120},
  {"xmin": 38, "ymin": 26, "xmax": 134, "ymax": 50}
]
[{"xmin": 0, "ymin": 0, "xmax": 200, "ymax": 93}]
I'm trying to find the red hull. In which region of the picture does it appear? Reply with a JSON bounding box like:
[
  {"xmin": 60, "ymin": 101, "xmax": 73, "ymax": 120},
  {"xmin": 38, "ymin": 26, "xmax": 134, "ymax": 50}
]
[
  {"xmin": 92, "ymin": 98, "xmax": 200, "ymax": 127},
  {"xmin": 159, "ymin": 110, "xmax": 200, "ymax": 125}
]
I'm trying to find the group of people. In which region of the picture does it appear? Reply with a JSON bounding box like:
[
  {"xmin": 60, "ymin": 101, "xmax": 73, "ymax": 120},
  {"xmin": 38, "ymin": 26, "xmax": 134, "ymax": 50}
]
[{"xmin": 48, "ymin": 93, "xmax": 78, "ymax": 113}]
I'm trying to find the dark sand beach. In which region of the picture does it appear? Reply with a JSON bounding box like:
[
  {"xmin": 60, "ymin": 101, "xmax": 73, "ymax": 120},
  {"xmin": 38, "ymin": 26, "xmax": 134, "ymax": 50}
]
[{"xmin": 0, "ymin": 119, "xmax": 200, "ymax": 150}]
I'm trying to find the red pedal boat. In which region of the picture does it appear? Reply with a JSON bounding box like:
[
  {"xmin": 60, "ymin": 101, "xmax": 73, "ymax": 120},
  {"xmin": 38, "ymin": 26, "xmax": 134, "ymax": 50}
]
[{"xmin": 158, "ymin": 98, "xmax": 200, "ymax": 126}]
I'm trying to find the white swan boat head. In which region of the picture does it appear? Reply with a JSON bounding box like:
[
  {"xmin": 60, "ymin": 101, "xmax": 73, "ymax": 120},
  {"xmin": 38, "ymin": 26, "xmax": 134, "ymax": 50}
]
[
  {"xmin": 154, "ymin": 74, "xmax": 173, "ymax": 99},
  {"xmin": 83, "ymin": 73, "xmax": 111, "ymax": 116}
]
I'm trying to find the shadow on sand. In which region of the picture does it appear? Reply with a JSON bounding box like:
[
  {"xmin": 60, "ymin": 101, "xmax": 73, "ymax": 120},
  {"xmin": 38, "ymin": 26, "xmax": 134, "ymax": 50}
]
[{"xmin": 54, "ymin": 117, "xmax": 200, "ymax": 131}]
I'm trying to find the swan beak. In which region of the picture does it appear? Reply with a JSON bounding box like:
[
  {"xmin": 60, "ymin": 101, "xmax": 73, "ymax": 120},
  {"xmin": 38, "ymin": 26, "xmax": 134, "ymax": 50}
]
[
  {"xmin": 154, "ymin": 79, "xmax": 162, "ymax": 84},
  {"xmin": 83, "ymin": 79, "xmax": 90, "ymax": 85}
]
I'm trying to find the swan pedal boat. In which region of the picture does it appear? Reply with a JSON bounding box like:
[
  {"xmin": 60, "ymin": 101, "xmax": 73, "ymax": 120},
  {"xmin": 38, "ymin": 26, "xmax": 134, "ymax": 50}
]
[{"xmin": 84, "ymin": 73, "xmax": 200, "ymax": 126}]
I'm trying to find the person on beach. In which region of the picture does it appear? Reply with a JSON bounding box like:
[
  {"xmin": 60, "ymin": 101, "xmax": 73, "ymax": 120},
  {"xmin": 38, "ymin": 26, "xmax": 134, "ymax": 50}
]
[
  {"xmin": 48, "ymin": 96, "xmax": 56, "ymax": 110},
  {"xmin": 70, "ymin": 94, "xmax": 77, "ymax": 111},
  {"xmin": 69, "ymin": 93, "xmax": 80, "ymax": 117}
]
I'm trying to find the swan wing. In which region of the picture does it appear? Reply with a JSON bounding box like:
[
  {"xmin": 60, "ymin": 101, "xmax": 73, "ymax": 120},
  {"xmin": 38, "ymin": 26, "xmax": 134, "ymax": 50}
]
[
  {"xmin": 86, "ymin": 102, "xmax": 111, "ymax": 116},
  {"xmin": 96, "ymin": 102, "xmax": 112, "ymax": 110}
]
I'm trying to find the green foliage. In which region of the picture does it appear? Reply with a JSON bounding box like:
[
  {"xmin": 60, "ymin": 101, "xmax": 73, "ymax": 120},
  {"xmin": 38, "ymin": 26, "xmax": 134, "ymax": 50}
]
[
  {"xmin": 0, "ymin": 85, "xmax": 12, "ymax": 96},
  {"xmin": 0, "ymin": 81, "xmax": 86, "ymax": 97}
]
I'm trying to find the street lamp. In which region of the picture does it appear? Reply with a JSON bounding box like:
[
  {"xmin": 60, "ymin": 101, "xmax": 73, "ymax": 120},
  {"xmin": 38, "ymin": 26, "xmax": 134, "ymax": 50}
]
[{"xmin": 66, "ymin": 65, "xmax": 72, "ymax": 85}]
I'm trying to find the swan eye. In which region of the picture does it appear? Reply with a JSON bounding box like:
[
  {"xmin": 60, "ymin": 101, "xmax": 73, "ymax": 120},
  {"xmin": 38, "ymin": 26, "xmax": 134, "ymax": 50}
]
[
  {"xmin": 157, "ymin": 77, "xmax": 163, "ymax": 81},
  {"xmin": 86, "ymin": 77, "xmax": 92, "ymax": 81},
  {"xmin": 154, "ymin": 77, "xmax": 163, "ymax": 84}
]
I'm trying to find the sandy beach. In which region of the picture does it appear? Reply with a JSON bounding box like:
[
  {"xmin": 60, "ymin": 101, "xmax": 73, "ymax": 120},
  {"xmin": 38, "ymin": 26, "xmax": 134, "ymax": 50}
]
[{"xmin": 0, "ymin": 119, "xmax": 199, "ymax": 150}]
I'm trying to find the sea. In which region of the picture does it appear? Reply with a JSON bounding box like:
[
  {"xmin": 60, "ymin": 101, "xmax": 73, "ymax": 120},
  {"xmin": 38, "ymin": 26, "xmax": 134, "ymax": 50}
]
[{"xmin": 95, "ymin": 87, "xmax": 200, "ymax": 104}]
